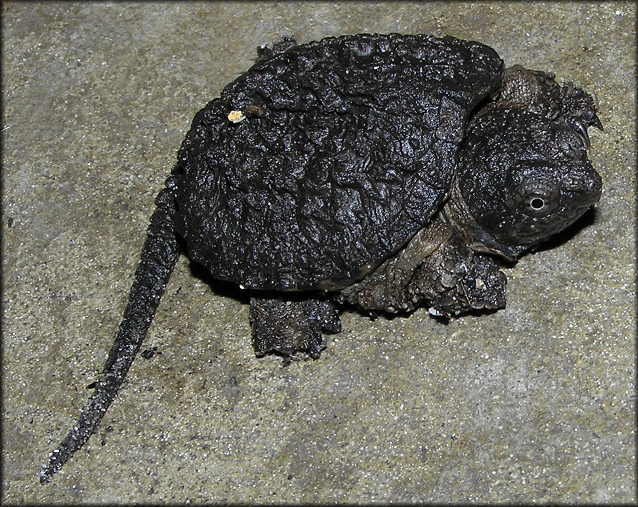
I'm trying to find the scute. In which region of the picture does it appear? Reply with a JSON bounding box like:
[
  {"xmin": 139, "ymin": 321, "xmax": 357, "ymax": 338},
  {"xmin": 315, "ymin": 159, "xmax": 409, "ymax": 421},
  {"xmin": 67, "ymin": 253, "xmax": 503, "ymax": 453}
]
[{"xmin": 172, "ymin": 34, "xmax": 503, "ymax": 290}]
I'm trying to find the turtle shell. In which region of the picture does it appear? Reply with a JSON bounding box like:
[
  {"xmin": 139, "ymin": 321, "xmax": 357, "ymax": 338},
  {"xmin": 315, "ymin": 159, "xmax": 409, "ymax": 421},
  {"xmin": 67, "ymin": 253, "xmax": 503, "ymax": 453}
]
[{"xmin": 172, "ymin": 34, "xmax": 503, "ymax": 290}]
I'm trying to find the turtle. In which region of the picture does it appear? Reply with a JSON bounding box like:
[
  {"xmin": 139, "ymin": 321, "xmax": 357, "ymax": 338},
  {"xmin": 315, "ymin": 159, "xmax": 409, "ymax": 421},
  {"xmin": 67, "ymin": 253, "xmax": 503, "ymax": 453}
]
[{"xmin": 41, "ymin": 33, "xmax": 602, "ymax": 483}]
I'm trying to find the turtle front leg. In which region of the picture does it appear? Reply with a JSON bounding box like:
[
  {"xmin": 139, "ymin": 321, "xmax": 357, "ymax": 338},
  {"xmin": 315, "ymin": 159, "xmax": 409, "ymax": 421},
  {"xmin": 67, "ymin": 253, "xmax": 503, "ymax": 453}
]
[
  {"xmin": 427, "ymin": 253, "xmax": 507, "ymax": 318},
  {"xmin": 249, "ymin": 293, "xmax": 341, "ymax": 360}
]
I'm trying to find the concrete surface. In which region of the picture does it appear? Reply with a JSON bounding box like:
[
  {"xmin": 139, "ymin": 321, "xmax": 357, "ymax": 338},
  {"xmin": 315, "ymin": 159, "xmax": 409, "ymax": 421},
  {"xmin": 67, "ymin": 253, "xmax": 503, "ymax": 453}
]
[{"xmin": 2, "ymin": 1, "xmax": 635, "ymax": 504}]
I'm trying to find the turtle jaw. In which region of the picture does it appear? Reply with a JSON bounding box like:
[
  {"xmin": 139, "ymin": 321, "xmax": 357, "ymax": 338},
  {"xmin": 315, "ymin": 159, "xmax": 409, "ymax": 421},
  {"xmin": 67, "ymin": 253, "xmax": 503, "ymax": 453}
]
[{"xmin": 441, "ymin": 178, "xmax": 525, "ymax": 262}]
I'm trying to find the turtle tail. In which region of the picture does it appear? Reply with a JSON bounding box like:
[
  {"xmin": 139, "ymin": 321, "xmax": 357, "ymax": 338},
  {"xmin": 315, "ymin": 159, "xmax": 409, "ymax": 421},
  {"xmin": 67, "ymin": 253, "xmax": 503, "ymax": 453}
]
[{"xmin": 40, "ymin": 187, "xmax": 180, "ymax": 484}]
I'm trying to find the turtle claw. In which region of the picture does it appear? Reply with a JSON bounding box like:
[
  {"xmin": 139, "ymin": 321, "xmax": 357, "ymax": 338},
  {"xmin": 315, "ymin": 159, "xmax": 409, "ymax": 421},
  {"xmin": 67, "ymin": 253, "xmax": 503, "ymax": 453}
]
[
  {"xmin": 591, "ymin": 113, "xmax": 604, "ymax": 131},
  {"xmin": 568, "ymin": 117, "xmax": 591, "ymax": 148}
]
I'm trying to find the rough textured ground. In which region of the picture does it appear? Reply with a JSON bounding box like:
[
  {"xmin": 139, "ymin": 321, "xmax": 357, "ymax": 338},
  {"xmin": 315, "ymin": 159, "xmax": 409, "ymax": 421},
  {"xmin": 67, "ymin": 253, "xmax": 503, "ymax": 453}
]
[{"xmin": 2, "ymin": 2, "xmax": 635, "ymax": 504}]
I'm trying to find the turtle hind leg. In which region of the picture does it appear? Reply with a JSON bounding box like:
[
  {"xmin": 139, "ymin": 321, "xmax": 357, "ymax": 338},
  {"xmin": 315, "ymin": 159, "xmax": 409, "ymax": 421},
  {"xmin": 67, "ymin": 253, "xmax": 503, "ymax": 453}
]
[
  {"xmin": 249, "ymin": 293, "xmax": 341, "ymax": 360},
  {"xmin": 40, "ymin": 187, "xmax": 180, "ymax": 484}
]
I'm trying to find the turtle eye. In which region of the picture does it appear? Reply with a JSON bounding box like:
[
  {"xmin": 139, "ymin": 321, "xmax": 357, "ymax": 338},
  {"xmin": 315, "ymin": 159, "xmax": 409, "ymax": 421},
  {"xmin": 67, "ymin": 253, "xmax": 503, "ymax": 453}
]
[
  {"xmin": 529, "ymin": 197, "xmax": 546, "ymax": 211},
  {"xmin": 512, "ymin": 172, "xmax": 560, "ymax": 216},
  {"xmin": 522, "ymin": 193, "xmax": 553, "ymax": 215}
]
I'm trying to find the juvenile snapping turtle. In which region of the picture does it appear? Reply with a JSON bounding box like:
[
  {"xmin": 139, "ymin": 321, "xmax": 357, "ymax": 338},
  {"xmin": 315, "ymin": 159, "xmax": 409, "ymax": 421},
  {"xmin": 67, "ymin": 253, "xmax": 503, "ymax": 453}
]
[{"xmin": 41, "ymin": 34, "xmax": 602, "ymax": 482}]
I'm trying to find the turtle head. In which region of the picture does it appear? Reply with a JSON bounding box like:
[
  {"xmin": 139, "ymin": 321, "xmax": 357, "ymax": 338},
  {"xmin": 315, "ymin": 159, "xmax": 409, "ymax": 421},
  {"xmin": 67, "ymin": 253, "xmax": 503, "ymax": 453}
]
[{"xmin": 449, "ymin": 66, "xmax": 602, "ymax": 261}]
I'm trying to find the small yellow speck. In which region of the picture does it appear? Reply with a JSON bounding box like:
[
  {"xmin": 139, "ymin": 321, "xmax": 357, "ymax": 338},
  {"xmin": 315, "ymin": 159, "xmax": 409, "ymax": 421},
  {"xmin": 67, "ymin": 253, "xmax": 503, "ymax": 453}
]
[{"xmin": 228, "ymin": 110, "xmax": 245, "ymax": 123}]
